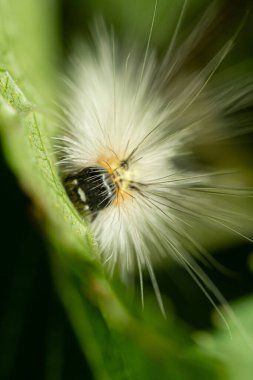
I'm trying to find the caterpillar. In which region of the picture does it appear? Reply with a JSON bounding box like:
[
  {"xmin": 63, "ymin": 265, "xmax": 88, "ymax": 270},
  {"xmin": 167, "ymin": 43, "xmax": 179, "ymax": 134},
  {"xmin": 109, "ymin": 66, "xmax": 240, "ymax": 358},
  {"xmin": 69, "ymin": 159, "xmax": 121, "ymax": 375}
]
[{"xmin": 56, "ymin": 0, "xmax": 253, "ymax": 324}]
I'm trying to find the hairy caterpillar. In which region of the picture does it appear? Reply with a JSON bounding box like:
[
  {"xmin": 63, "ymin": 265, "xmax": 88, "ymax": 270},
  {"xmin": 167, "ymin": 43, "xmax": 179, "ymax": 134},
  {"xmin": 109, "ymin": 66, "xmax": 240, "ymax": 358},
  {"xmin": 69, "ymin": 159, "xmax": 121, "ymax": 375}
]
[{"xmin": 56, "ymin": 0, "xmax": 253, "ymax": 326}]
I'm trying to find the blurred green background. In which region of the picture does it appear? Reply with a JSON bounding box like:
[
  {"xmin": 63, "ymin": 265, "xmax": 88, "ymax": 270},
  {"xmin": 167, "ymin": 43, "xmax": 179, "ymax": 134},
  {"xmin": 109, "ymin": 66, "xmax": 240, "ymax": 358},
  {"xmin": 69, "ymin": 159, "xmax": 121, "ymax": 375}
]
[{"xmin": 0, "ymin": 1, "xmax": 253, "ymax": 379}]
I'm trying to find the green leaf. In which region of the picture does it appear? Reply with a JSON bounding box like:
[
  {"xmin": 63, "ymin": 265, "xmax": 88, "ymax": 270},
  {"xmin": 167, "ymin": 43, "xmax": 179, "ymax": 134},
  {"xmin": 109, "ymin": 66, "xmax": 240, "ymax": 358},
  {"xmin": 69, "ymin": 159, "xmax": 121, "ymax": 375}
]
[{"xmin": 193, "ymin": 296, "xmax": 253, "ymax": 380}]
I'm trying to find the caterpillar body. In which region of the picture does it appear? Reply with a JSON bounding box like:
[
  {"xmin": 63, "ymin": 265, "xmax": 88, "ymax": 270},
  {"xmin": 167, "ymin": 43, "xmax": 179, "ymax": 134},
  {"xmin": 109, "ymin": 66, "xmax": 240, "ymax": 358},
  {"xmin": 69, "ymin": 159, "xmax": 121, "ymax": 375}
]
[{"xmin": 57, "ymin": 1, "xmax": 253, "ymax": 319}]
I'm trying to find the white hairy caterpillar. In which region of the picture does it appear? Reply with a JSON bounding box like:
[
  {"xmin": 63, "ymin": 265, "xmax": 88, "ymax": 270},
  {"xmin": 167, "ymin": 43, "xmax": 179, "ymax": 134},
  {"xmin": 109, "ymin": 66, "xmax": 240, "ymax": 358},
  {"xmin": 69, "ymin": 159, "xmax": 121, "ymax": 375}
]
[{"xmin": 56, "ymin": 0, "xmax": 253, "ymax": 327}]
